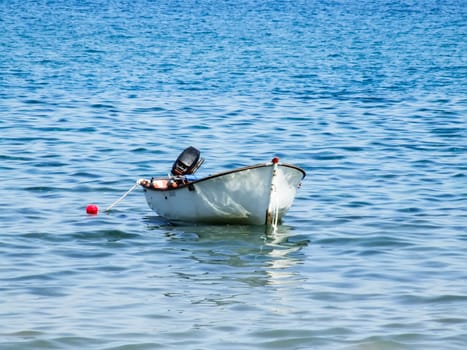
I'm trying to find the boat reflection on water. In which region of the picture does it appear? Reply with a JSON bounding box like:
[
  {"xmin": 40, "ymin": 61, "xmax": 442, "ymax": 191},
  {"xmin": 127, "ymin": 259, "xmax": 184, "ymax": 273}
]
[{"xmin": 144, "ymin": 216, "xmax": 309, "ymax": 287}]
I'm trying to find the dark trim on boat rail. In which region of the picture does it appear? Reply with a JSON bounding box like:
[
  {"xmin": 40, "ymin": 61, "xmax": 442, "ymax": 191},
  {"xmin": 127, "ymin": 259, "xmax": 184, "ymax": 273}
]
[{"xmin": 141, "ymin": 163, "xmax": 306, "ymax": 192}]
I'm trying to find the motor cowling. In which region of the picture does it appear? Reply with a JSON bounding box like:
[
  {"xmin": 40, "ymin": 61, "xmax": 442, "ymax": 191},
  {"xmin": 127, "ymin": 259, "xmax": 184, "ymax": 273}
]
[{"xmin": 171, "ymin": 146, "xmax": 204, "ymax": 176}]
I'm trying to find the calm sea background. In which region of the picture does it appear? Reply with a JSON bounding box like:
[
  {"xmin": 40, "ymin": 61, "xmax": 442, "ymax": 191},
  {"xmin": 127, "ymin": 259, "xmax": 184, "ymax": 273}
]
[{"xmin": 1, "ymin": 0, "xmax": 466, "ymax": 349}]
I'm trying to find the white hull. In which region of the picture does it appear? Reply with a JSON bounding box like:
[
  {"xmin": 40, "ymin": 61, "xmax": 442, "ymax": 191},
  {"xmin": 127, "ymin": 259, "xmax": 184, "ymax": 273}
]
[{"xmin": 140, "ymin": 162, "xmax": 305, "ymax": 225}]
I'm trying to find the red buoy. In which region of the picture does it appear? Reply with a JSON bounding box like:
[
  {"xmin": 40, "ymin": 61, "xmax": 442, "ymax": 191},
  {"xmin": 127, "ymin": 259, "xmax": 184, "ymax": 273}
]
[
  {"xmin": 86, "ymin": 204, "xmax": 99, "ymax": 215},
  {"xmin": 272, "ymin": 157, "xmax": 279, "ymax": 164}
]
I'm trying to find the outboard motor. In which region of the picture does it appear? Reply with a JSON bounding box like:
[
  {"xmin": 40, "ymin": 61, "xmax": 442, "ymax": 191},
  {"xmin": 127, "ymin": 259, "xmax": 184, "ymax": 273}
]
[{"xmin": 171, "ymin": 146, "xmax": 204, "ymax": 176}]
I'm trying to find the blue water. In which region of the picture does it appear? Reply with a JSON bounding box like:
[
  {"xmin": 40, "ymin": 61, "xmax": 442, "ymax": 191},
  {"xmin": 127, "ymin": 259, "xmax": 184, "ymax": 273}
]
[{"xmin": 1, "ymin": 0, "xmax": 466, "ymax": 348}]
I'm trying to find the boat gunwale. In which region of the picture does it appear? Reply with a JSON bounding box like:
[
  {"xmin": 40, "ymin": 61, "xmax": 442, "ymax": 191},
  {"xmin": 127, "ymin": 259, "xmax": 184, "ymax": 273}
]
[{"xmin": 141, "ymin": 162, "xmax": 306, "ymax": 192}]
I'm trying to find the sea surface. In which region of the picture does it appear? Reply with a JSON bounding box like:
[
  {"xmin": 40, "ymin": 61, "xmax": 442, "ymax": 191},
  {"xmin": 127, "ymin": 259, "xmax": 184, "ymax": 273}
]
[{"xmin": 1, "ymin": 0, "xmax": 466, "ymax": 349}]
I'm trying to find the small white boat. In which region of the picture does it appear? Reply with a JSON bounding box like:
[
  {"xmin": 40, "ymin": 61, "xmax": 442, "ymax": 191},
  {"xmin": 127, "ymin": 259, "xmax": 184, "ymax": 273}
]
[{"xmin": 138, "ymin": 147, "xmax": 305, "ymax": 225}]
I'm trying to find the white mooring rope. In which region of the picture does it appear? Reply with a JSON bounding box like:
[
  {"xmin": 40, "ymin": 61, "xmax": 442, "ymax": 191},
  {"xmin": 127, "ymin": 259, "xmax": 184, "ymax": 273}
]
[
  {"xmin": 268, "ymin": 159, "xmax": 280, "ymax": 232},
  {"xmin": 104, "ymin": 180, "xmax": 140, "ymax": 212},
  {"xmin": 270, "ymin": 184, "xmax": 279, "ymax": 231}
]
